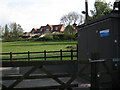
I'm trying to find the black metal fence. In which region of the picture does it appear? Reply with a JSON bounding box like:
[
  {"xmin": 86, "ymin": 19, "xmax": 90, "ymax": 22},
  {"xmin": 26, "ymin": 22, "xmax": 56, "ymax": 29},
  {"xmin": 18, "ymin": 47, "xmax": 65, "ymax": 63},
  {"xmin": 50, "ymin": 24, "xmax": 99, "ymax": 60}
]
[{"xmin": 0, "ymin": 49, "xmax": 78, "ymax": 61}]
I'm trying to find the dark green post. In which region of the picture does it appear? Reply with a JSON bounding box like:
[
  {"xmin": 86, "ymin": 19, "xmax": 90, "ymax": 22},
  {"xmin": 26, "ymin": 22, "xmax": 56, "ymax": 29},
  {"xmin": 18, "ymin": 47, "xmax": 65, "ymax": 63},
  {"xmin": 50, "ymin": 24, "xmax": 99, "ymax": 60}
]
[
  {"xmin": 60, "ymin": 49, "xmax": 62, "ymax": 61},
  {"xmin": 28, "ymin": 51, "xmax": 30, "ymax": 61},
  {"xmin": 10, "ymin": 52, "xmax": 12, "ymax": 61},
  {"xmin": 71, "ymin": 49, "xmax": 73, "ymax": 60},
  {"xmin": 44, "ymin": 50, "xmax": 46, "ymax": 61}
]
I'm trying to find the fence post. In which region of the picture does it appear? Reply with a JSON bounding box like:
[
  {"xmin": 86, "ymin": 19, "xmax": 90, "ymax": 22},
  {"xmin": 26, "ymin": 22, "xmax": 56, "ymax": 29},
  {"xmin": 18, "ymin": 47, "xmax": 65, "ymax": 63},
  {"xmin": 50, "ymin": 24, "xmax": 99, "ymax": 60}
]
[
  {"xmin": 44, "ymin": 50, "xmax": 46, "ymax": 61},
  {"xmin": 60, "ymin": 49, "xmax": 62, "ymax": 61},
  {"xmin": 28, "ymin": 51, "xmax": 30, "ymax": 61},
  {"xmin": 10, "ymin": 52, "xmax": 12, "ymax": 61},
  {"xmin": 71, "ymin": 49, "xmax": 73, "ymax": 60}
]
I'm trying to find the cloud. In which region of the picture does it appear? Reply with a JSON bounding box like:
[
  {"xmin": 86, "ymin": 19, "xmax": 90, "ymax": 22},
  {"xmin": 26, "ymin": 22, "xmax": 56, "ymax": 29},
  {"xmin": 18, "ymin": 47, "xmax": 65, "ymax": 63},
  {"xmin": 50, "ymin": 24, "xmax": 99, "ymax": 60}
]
[
  {"xmin": 0, "ymin": 0, "xmax": 84, "ymax": 32},
  {"xmin": 0, "ymin": 0, "xmax": 114, "ymax": 32}
]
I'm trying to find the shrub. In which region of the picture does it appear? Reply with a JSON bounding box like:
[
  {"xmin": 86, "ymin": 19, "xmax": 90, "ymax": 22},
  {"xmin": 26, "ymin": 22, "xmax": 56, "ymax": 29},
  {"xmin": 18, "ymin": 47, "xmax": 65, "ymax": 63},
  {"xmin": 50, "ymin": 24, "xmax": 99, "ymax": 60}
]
[
  {"xmin": 37, "ymin": 34, "xmax": 53, "ymax": 41},
  {"xmin": 32, "ymin": 35, "xmax": 39, "ymax": 38},
  {"xmin": 2, "ymin": 36, "xmax": 19, "ymax": 42},
  {"xmin": 45, "ymin": 35, "xmax": 53, "ymax": 41},
  {"xmin": 37, "ymin": 37, "xmax": 45, "ymax": 41},
  {"xmin": 18, "ymin": 37, "xmax": 29, "ymax": 41},
  {"xmin": 53, "ymin": 34, "xmax": 60, "ymax": 40},
  {"xmin": 52, "ymin": 33, "xmax": 64, "ymax": 40},
  {"xmin": 22, "ymin": 36, "xmax": 30, "ymax": 38},
  {"xmin": 73, "ymin": 33, "xmax": 78, "ymax": 40},
  {"xmin": 64, "ymin": 34, "xmax": 74, "ymax": 40}
]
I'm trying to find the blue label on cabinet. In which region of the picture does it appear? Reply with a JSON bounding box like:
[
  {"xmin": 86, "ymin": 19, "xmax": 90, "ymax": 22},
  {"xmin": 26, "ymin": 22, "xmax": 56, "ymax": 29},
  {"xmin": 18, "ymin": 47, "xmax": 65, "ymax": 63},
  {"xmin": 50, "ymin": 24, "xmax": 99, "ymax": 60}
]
[{"xmin": 100, "ymin": 29, "xmax": 110, "ymax": 37}]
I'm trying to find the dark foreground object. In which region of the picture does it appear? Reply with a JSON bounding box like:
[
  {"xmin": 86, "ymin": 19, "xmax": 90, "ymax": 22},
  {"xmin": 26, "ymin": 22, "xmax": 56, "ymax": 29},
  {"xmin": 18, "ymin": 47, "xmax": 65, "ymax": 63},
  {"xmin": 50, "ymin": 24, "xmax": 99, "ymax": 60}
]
[
  {"xmin": 1, "ymin": 59, "xmax": 120, "ymax": 90},
  {"xmin": 78, "ymin": 13, "xmax": 120, "ymax": 60}
]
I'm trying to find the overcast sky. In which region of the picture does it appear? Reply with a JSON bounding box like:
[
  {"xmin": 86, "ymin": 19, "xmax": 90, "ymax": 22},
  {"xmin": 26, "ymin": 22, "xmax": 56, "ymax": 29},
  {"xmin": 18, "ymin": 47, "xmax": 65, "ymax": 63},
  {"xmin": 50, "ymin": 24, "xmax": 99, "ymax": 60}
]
[{"xmin": 0, "ymin": 0, "xmax": 114, "ymax": 32}]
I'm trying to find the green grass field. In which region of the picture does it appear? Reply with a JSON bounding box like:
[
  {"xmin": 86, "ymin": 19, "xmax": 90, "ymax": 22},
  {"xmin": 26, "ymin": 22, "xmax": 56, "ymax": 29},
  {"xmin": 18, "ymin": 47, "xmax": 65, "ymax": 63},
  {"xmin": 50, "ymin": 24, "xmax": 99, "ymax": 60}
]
[
  {"xmin": 2, "ymin": 41, "xmax": 77, "ymax": 61},
  {"xmin": 2, "ymin": 41, "xmax": 77, "ymax": 53}
]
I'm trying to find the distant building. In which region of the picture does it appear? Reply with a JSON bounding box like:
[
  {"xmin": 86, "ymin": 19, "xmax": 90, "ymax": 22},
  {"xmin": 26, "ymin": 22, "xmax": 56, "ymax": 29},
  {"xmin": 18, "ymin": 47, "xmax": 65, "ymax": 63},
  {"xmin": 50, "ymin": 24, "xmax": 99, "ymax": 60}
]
[
  {"xmin": 23, "ymin": 32, "xmax": 30, "ymax": 36},
  {"xmin": 30, "ymin": 24, "xmax": 65, "ymax": 36},
  {"xmin": 30, "ymin": 28, "xmax": 40, "ymax": 36}
]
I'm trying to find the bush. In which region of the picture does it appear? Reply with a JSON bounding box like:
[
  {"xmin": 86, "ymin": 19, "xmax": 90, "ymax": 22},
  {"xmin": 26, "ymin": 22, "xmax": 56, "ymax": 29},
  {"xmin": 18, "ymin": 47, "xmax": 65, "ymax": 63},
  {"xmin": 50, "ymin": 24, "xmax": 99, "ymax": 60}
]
[
  {"xmin": 37, "ymin": 34, "xmax": 53, "ymax": 41},
  {"xmin": 2, "ymin": 33, "xmax": 78, "ymax": 42},
  {"xmin": 22, "ymin": 36, "xmax": 30, "ymax": 38},
  {"xmin": 45, "ymin": 35, "xmax": 53, "ymax": 40},
  {"xmin": 52, "ymin": 33, "xmax": 64, "ymax": 40},
  {"xmin": 73, "ymin": 33, "xmax": 78, "ymax": 40},
  {"xmin": 18, "ymin": 37, "xmax": 29, "ymax": 41},
  {"xmin": 2, "ymin": 36, "xmax": 19, "ymax": 42},
  {"xmin": 32, "ymin": 35, "xmax": 39, "ymax": 38},
  {"xmin": 36, "ymin": 33, "xmax": 77, "ymax": 41},
  {"xmin": 64, "ymin": 34, "xmax": 74, "ymax": 40},
  {"xmin": 53, "ymin": 34, "xmax": 60, "ymax": 40},
  {"xmin": 3, "ymin": 36, "xmax": 30, "ymax": 42}
]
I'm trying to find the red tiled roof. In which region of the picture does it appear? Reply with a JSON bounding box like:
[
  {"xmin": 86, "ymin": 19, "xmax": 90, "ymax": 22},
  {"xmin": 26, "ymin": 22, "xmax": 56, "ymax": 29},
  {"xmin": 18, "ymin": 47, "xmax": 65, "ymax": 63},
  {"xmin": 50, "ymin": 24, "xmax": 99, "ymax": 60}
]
[
  {"xmin": 30, "ymin": 24, "xmax": 65, "ymax": 34},
  {"xmin": 33, "ymin": 28, "xmax": 38, "ymax": 31}
]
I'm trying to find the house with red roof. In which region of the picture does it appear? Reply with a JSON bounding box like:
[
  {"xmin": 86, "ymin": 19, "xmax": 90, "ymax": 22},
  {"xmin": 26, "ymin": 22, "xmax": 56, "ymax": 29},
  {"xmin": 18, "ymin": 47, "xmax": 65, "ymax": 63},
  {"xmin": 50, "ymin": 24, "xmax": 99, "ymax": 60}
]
[{"xmin": 30, "ymin": 24, "xmax": 65, "ymax": 36}]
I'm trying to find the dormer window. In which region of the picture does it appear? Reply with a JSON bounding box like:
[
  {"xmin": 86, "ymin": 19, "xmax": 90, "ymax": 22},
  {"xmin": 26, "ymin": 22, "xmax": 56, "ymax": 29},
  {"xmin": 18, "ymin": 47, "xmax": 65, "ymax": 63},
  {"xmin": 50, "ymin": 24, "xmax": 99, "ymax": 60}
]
[
  {"xmin": 40, "ymin": 29, "xmax": 42, "ymax": 31},
  {"xmin": 55, "ymin": 27, "xmax": 58, "ymax": 30},
  {"xmin": 46, "ymin": 28, "xmax": 49, "ymax": 31}
]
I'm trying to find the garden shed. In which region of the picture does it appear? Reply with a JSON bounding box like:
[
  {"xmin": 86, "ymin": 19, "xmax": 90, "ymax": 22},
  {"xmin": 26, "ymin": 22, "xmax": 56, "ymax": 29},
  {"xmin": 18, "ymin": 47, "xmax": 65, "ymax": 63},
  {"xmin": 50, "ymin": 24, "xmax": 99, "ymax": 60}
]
[
  {"xmin": 78, "ymin": 13, "xmax": 120, "ymax": 60},
  {"xmin": 77, "ymin": 12, "xmax": 120, "ymax": 88}
]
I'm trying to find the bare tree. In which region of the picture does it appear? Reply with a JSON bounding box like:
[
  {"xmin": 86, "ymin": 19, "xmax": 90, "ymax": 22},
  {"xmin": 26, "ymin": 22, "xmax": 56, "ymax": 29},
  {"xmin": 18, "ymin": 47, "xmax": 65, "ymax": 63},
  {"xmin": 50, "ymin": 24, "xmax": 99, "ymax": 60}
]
[{"xmin": 60, "ymin": 12, "xmax": 84, "ymax": 26}]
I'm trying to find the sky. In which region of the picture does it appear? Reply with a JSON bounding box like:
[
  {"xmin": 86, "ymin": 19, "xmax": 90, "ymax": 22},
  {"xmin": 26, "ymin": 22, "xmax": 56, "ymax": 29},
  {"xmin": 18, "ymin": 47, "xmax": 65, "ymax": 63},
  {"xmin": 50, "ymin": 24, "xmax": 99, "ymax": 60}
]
[{"xmin": 0, "ymin": 0, "xmax": 115, "ymax": 32}]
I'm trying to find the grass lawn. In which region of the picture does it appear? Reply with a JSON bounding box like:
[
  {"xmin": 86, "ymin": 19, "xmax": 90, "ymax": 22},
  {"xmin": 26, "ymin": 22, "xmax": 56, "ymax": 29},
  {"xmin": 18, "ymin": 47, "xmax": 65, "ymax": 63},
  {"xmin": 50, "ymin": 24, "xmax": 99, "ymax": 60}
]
[
  {"xmin": 2, "ymin": 41, "xmax": 78, "ymax": 61},
  {"xmin": 2, "ymin": 41, "xmax": 77, "ymax": 53}
]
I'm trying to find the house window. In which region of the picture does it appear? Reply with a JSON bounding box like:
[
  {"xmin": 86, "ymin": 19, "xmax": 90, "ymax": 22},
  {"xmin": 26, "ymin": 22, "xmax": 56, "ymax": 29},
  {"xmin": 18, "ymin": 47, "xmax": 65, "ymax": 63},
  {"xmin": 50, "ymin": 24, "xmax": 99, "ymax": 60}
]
[
  {"xmin": 55, "ymin": 27, "xmax": 58, "ymax": 30},
  {"xmin": 40, "ymin": 29, "xmax": 42, "ymax": 31},
  {"xmin": 32, "ymin": 31, "xmax": 34, "ymax": 34},
  {"xmin": 46, "ymin": 28, "xmax": 49, "ymax": 31},
  {"xmin": 38, "ymin": 33, "xmax": 41, "ymax": 35}
]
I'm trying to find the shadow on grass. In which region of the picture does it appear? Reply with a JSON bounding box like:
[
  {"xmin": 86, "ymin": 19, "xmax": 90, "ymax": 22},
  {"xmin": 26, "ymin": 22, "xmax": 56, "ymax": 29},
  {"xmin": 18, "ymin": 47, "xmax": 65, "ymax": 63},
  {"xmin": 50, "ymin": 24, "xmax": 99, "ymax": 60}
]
[{"xmin": 10, "ymin": 43, "xmax": 77, "ymax": 47}]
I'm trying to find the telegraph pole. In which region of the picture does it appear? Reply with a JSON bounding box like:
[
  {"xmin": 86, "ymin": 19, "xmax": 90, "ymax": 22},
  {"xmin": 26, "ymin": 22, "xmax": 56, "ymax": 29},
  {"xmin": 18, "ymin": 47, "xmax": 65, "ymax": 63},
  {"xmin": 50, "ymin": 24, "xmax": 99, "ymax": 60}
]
[{"xmin": 85, "ymin": 0, "xmax": 88, "ymax": 22}]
